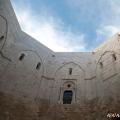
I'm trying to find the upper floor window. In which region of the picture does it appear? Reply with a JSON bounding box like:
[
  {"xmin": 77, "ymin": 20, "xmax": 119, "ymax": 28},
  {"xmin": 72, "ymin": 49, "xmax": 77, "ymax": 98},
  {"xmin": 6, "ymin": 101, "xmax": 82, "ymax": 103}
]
[
  {"xmin": 112, "ymin": 54, "xmax": 116, "ymax": 61},
  {"xmin": 19, "ymin": 53, "xmax": 25, "ymax": 61},
  {"xmin": 36, "ymin": 62, "xmax": 41, "ymax": 70},
  {"xmin": 99, "ymin": 62, "xmax": 103, "ymax": 68},
  {"xmin": 69, "ymin": 68, "xmax": 72, "ymax": 75}
]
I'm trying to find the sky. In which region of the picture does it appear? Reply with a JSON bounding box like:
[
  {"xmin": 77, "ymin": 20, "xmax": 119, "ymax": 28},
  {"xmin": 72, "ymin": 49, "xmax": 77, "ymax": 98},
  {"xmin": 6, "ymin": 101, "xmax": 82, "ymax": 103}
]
[{"xmin": 11, "ymin": 0, "xmax": 120, "ymax": 52}]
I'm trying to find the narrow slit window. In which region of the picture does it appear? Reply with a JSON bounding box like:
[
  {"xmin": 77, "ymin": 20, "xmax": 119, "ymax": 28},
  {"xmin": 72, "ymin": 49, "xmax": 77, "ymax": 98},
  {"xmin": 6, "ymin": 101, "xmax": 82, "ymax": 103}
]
[
  {"xmin": 100, "ymin": 62, "xmax": 103, "ymax": 68},
  {"xmin": 36, "ymin": 62, "xmax": 41, "ymax": 70},
  {"xmin": 19, "ymin": 53, "xmax": 25, "ymax": 61},
  {"xmin": 69, "ymin": 68, "xmax": 72, "ymax": 75},
  {"xmin": 112, "ymin": 54, "xmax": 116, "ymax": 61}
]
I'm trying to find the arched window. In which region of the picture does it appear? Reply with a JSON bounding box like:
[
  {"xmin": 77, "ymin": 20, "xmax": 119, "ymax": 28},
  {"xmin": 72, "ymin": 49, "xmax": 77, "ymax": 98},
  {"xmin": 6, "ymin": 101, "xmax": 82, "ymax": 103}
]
[{"xmin": 63, "ymin": 90, "xmax": 73, "ymax": 104}]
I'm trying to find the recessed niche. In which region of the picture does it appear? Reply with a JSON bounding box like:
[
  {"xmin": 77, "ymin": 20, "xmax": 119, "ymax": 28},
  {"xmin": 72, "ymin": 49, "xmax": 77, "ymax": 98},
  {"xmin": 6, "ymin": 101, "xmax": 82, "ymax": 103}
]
[
  {"xmin": 36, "ymin": 62, "xmax": 41, "ymax": 70},
  {"xmin": 0, "ymin": 35, "xmax": 4, "ymax": 41},
  {"xmin": 112, "ymin": 54, "xmax": 116, "ymax": 61},
  {"xmin": 52, "ymin": 55, "xmax": 55, "ymax": 57},
  {"xmin": 100, "ymin": 62, "xmax": 103, "ymax": 68},
  {"xmin": 19, "ymin": 53, "xmax": 25, "ymax": 61},
  {"xmin": 69, "ymin": 68, "xmax": 72, "ymax": 75}
]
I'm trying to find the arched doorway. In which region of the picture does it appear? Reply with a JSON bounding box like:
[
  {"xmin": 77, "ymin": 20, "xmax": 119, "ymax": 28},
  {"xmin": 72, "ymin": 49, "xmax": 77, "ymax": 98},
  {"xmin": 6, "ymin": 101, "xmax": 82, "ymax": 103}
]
[{"xmin": 63, "ymin": 90, "xmax": 73, "ymax": 104}]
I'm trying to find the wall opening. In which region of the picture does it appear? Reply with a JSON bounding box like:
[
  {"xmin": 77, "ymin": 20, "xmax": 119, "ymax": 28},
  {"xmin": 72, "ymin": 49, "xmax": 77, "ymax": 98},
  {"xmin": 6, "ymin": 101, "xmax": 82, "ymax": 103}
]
[
  {"xmin": 69, "ymin": 68, "xmax": 72, "ymax": 75},
  {"xmin": 67, "ymin": 84, "xmax": 71, "ymax": 88},
  {"xmin": 19, "ymin": 53, "xmax": 25, "ymax": 61},
  {"xmin": 63, "ymin": 90, "xmax": 73, "ymax": 104},
  {"xmin": 112, "ymin": 54, "xmax": 116, "ymax": 61},
  {"xmin": 100, "ymin": 62, "xmax": 103, "ymax": 68},
  {"xmin": 0, "ymin": 35, "xmax": 4, "ymax": 41},
  {"xmin": 36, "ymin": 62, "xmax": 41, "ymax": 70}
]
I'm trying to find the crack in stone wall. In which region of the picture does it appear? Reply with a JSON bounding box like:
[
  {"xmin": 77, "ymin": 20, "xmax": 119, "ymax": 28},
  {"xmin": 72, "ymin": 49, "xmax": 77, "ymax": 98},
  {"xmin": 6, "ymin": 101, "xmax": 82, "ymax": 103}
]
[{"xmin": 0, "ymin": 51, "xmax": 12, "ymax": 62}]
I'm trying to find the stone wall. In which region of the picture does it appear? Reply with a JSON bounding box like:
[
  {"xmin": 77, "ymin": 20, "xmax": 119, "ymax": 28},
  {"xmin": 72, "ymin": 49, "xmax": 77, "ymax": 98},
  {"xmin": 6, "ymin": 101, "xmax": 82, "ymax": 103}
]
[{"xmin": 0, "ymin": 0, "xmax": 120, "ymax": 120}]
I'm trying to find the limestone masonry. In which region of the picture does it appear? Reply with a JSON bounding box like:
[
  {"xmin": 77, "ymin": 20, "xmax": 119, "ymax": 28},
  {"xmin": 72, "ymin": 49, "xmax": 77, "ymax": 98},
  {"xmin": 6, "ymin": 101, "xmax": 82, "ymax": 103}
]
[{"xmin": 0, "ymin": 0, "xmax": 120, "ymax": 120}]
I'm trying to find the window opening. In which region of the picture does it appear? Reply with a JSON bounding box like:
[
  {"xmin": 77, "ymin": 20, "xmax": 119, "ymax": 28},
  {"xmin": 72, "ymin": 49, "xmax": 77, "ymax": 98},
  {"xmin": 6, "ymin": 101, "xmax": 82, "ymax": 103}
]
[
  {"xmin": 0, "ymin": 35, "xmax": 4, "ymax": 40},
  {"xmin": 100, "ymin": 62, "xmax": 103, "ymax": 68},
  {"xmin": 67, "ymin": 84, "xmax": 71, "ymax": 88},
  {"xmin": 19, "ymin": 53, "xmax": 25, "ymax": 61},
  {"xmin": 63, "ymin": 90, "xmax": 73, "ymax": 104},
  {"xmin": 36, "ymin": 62, "xmax": 41, "ymax": 70},
  {"xmin": 69, "ymin": 68, "xmax": 72, "ymax": 75},
  {"xmin": 112, "ymin": 54, "xmax": 116, "ymax": 61}
]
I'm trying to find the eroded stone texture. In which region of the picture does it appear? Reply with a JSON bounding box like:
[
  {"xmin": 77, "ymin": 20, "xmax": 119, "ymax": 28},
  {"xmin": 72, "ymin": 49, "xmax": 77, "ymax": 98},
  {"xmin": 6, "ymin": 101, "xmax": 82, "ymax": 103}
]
[
  {"xmin": 0, "ymin": 0, "xmax": 120, "ymax": 120},
  {"xmin": 1, "ymin": 92, "xmax": 120, "ymax": 120},
  {"xmin": 0, "ymin": 92, "xmax": 38, "ymax": 120}
]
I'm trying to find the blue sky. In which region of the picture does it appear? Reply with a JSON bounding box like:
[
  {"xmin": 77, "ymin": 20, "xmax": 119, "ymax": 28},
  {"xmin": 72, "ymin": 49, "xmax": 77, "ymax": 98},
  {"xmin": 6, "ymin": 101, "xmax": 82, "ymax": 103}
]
[{"xmin": 11, "ymin": 0, "xmax": 120, "ymax": 52}]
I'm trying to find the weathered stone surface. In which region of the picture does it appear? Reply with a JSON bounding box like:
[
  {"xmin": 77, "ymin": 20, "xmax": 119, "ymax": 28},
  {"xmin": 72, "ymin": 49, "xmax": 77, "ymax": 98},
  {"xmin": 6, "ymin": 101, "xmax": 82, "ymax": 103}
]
[
  {"xmin": 1, "ymin": 92, "xmax": 120, "ymax": 120},
  {"xmin": 0, "ymin": 0, "xmax": 120, "ymax": 120}
]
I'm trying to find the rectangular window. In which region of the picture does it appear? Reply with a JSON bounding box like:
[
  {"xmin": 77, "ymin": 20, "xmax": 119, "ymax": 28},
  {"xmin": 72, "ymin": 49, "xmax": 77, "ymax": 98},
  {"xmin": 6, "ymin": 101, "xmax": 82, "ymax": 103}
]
[
  {"xmin": 69, "ymin": 68, "xmax": 72, "ymax": 75},
  {"xmin": 63, "ymin": 90, "xmax": 73, "ymax": 104}
]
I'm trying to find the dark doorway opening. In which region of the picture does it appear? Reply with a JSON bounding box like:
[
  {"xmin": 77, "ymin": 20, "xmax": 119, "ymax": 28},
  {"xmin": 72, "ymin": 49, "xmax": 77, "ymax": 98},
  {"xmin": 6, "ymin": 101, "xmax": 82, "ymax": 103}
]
[{"xmin": 63, "ymin": 90, "xmax": 73, "ymax": 104}]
